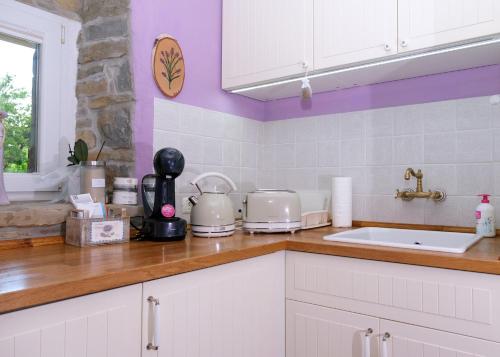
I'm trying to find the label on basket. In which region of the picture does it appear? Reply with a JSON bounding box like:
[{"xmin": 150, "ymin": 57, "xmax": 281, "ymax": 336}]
[{"xmin": 91, "ymin": 220, "xmax": 124, "ymax": 243}]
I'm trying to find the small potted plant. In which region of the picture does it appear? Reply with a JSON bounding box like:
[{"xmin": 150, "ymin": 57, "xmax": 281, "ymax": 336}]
[{"xmin": 64, "ymin": 139, "xmax": 89, "ymax": 198}]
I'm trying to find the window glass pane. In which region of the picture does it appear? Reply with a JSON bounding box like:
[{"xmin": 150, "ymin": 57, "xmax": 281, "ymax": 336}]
[{"xmin": 0, "ymin": 33, "xmax": 39, "ymax": 173}]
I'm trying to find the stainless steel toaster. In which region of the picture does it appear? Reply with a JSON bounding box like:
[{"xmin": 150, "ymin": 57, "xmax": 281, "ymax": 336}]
[{"xmin": 242, "ymin": 189, "xmax": 301, "ymax": 233}]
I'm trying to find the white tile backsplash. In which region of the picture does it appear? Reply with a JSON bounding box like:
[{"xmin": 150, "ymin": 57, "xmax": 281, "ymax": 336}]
[
  {"xmin": 153, "ymin": 99, "xmax": 260, "ymax": 222},
  {"xmin": 154, "ymin": 95, "xmax": 499, "ymax": 227}
]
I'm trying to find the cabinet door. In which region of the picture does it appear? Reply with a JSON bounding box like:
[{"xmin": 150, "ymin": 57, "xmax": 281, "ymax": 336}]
[
  {"xmin": 380, "ymin": 319, "xmax": 500, "ymax": 357},
  {"xmin": 314, "ymin": 0, "xmax": 397, "ymax": 69},
  {"xmin": 142, "ymin": 252, "xmax": 285, "ymax": 357},
  {"xmin": 286, "ymin": 300, "xmax": 379, "ymax": 357},
  {"xmin": 0, "ymin": 284, "xmax": 142, "ymax": 357},
  {"xmin": 222, "ymin": 0, "xmax": 313, "ymax": 89},
  {"xmin": 398, "ymin": 0, "xmax": 500, "ymax": 52}
]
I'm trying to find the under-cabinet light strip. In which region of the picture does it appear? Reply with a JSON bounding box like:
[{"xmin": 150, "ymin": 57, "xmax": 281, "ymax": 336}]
[{"xmin": 230, "ymin": 37, "xmax": 500, "ymax": 94}]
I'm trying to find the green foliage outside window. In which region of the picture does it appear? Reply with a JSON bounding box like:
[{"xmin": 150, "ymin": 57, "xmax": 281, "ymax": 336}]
[{"xmin": 0, "ymin": 74, "xmax": 33, "ymax": 173}]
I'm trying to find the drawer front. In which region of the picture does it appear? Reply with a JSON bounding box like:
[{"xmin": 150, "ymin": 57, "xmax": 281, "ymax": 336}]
[
  {"xmin": 286, "ymin": 300, "xmax": 379, "ymax": 357},
  {"xmin": 286, "ymin": 251, "xmax": 500, "ymax": 342},
  {"xmin": 380, "ymin": 319, "xmax": 500, "ymax": 357}
]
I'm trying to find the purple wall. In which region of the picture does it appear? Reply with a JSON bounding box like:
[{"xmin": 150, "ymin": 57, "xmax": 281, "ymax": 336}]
[
  {"xmin": 131, "ymin": 0, "xmax": 500, "ymax": 179},
  {"xmin": 131, "ymin": 0, "xmax": 265, "ymax": 179}
]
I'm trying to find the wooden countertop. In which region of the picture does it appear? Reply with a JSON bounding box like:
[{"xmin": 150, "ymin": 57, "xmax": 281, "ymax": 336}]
[{"xmin": 1, "ymin": 226, "xmax": 500, "ymax": 314}]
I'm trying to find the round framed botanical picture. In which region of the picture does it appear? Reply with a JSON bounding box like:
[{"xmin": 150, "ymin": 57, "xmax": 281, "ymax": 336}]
[{"xmin": 152, "ymin": 35, "xmax": 185, "ymax": 98}]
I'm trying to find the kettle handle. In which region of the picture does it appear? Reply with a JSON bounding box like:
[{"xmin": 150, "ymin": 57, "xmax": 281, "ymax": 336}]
[{"xmin": 190, "ymin": 172, "xmax": 237, "ymax": 194}]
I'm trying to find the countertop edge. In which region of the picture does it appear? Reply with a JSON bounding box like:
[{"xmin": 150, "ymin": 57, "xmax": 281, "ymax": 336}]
[
  {"xmin": 2, "ymin": 236, "xmax": 500, "ymax": 314},
  {"xmin": 0, "ymin": 240, "xmax": 286, "ymax": 314}
]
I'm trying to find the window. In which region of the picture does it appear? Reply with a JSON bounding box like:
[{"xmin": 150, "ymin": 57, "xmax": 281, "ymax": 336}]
[
  {"xmin": 0, "ymin": 33, "xmax": 39, "ymax": 173},
  {"xmin": 0, "ymin": 0, "xmax": 80, "ymax": 200}
]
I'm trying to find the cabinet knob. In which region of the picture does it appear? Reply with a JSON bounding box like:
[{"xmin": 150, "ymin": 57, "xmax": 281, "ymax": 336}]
[
  {"xmin": 384, "ymin": 44, "xmax": 391, "ymax": 52},
  {"xmin": 400, "ymin": 40, "xmax": 409, "ymax": 48}
]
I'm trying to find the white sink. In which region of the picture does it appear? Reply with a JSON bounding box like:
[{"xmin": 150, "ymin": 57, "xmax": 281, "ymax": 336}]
[{"xmin": 323, "ymin": 227, "xmax": 483, "ymax": 253}]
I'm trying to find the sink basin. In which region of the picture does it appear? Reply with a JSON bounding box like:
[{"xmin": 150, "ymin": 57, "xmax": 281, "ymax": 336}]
[{"xmin": 323, "ymin": 227, "xmax": 483, "ymax": 253}]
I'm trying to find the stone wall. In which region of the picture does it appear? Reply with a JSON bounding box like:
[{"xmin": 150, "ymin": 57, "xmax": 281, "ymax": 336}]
[
  {"xmin": 16, "ymin": 0, "xmax": 135, "ymax": 188},
  {"xmin": 76, "ymin": 0, "xmax": 135, "ymax": 185}
]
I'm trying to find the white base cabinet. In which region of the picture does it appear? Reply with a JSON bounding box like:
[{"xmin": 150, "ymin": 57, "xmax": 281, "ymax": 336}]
[
  {"xmin": 0, "ymin": 284, "xmax": 142, "ymax": 357},
  {"xmin": 287, "ymin": 300, "xmax": 500, "ymax": 357},
  {"xmin": 142, "ymin": 252, "xmax": 285, "ymax": 357},
  {"xmin": 286, "ymin": 251, "xmax": 500, "ymax": 357}
]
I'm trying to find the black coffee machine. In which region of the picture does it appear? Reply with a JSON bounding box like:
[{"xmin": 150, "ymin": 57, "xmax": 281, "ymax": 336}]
[{"xmin": 141, "ymin": 148, "xmax": 187, "ymax": 241}]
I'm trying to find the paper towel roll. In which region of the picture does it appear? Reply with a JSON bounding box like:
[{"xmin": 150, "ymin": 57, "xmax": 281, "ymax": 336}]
[{"xmin": 332, "ymin": 177, "xmax": 352, "ymax": 228}]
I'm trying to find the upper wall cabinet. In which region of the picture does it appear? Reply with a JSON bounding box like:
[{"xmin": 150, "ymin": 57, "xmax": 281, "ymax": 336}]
[
  {"xmin": 314, "ymin": 0, "xmax": 397, "ymax": 69},
  {"xmin": 222, "ymin": 0, "xmax": 313, "ymax": 89},
  {"xmin": 222, "ymin": 0, "xmax": 500, "ymax": 100},
  {"xmin": 398, "ymin": 0, "xmax": 500, "ymax": 52}
]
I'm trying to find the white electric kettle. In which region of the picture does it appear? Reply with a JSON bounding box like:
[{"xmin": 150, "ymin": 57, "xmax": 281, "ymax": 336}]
[{"xmin": 188, "ymin": 172, "xmax": 237, "ymax": 237}]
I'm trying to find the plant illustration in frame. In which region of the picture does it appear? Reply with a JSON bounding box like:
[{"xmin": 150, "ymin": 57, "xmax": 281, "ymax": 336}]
[
  {"xmin": 160, "ymin": 47, "xmax": 183, "ymax": 90},
  {"xmin": 152, "ymin": 35, "xmax": 185, "ymax": 98}
]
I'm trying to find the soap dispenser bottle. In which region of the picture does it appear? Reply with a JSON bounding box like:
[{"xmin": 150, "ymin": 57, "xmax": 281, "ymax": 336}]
[{"xmin": 475, "ymin": 194, "xmax": 495, "ymax": 237}]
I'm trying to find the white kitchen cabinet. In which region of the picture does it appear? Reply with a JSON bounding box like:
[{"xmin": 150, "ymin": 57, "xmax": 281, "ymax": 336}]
[
  {"xmin": 380, "ymin": 319, "xmax": 500, "ymax": 357},
  {"xmin": 286, "ymin": 300, "xmax": 500, "ymax": 357},
  {"xmin": 142, "ymin": 252, "xmax": 285, "ymax": 357},
  {"xmin": 0, "ymin": 284, "xmax": 142, "ymax": 357},
  {"xmin": 286, "ymin": 251, "xmax": 500, "ymax": 343},
  {"xmin": 314, "ymin": 0, "xmax": 397, "ymax": 69},
  {"xmin": 398, "ymin": 0, "xmax": 500, "ymax": 52},
  {"xmin": 222, "ymin": 0, "xmax": 313, "ymax": 89},
  {"xmin": 286, "ymin": 300, "xmax": 379, "ymax": 357}
]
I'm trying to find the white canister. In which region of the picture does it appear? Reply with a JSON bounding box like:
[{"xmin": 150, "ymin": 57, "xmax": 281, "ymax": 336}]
[
  {"xmin": 112, "ymin": 177, "xmax": 138, "ymax": 205},
  {"xmin": 80, "ymin": 161, "xmax": 106, "ymax": 204}
]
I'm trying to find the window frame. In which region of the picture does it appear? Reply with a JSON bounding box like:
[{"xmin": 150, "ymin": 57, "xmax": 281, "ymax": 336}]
[{"xmin": 0, "ymin": 0, "xmax": 80, "ymax": 200}]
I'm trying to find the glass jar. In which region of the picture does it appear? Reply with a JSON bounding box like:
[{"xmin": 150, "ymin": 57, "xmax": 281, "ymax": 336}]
[{"xmin": 80, "ymin": 161, "xmax": 106, "ymax": 204}]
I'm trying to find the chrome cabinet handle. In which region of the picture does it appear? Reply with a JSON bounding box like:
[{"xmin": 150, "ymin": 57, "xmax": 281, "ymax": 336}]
[
  {"xmin": 146, "ymin": 296, "xmax": 160, "ymax": 351},
  {"xmin": 400, "ymin": 40, "xmax": 408, "ymax": 48},
  {"xmin": 384, "ymin": 44, "xmax": 391, "ymax": 52},
  {"xmin": 363, "ymin": 328, "xmax": 373, "ymax": 357},
  {"xmin": 381, "ymin": 332, "xmax": 391, "ymax": 357}
]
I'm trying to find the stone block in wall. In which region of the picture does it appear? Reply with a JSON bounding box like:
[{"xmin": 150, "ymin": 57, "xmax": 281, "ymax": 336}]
[
  {"xmin": 0, "ymin": 203, "xmax": 72, "ymax": 227},
  {"xmin": 77, "ymin": 62, "xmax": 105, "ymax": 80},
  {"xmin": 76, "ymin": 129, "xmax": 97, "ymax": 149},
  {"xmin": 0, "ymin": 224, "xmax": 65, "ymax": 241},
  {"xmin": 83, "ymin": 16, "xmax": 128, "ymax": 42},
  {"xmin": 81, "ymin": 0, "xmax": 129, "ymax": 22},
  {"xmin": 107, "ymin": 59, "xmax": 133, "ymax": 93},
  {"xmin": 97, "ymin": 106, "xmax": 132, "ymax": 148},
  {"xmin": 76, "ymin": 74, "xmax": 108, "ymax": 97},
  {"xmin": 88, "ymin": 93, "xmax": 134, "ymax": 109},
  {"xmin": 97, "ymin": 148, "xmax": 134, "ymax": 162},
  {"xmin": 76, "ymin": 119, "xmax": 92, "ymax": 129},
  {"xmin": 78, "ymin": 39, "xmax": 128, "ymax": 64}
]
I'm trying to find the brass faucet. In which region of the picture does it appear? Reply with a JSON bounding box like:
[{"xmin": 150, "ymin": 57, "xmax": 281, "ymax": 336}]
[{"xmin": 395, "ymin": 167, "xmax": 446, "ymax": 201}]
